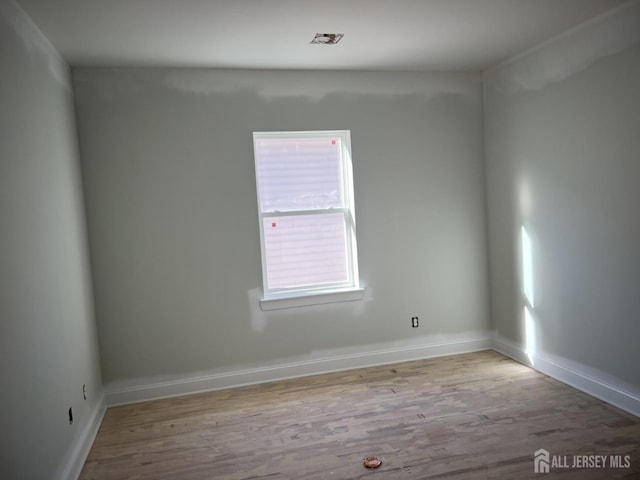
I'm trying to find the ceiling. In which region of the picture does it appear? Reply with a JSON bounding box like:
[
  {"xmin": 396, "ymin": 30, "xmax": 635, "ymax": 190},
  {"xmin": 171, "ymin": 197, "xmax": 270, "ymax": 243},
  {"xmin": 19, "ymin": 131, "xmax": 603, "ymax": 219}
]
[{"xmin": 15, "ymin": 0, "xmax": 626, "ymax": 71}]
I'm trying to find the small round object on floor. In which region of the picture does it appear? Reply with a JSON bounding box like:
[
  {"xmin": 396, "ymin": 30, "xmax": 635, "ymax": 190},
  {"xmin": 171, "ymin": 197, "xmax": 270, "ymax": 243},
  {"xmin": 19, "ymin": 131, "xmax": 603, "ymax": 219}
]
[{"xmin": 363, "ymin": 456, "xmax": 383, "ymax": 469}]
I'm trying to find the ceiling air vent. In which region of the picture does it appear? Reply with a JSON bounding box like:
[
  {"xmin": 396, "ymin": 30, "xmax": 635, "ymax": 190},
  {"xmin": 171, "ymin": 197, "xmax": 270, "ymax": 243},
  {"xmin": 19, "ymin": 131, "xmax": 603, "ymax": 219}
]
[{"xmin": 310, "ymin": 33, "xmax": 344, "ymax": 45}]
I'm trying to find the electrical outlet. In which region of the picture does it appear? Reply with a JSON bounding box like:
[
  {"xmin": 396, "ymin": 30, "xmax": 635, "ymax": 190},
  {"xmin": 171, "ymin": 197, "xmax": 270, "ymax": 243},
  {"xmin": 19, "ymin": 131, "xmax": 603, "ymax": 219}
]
[{"xmin": 411, "ymin": 316, "xmax": 419, "ymax": 328}]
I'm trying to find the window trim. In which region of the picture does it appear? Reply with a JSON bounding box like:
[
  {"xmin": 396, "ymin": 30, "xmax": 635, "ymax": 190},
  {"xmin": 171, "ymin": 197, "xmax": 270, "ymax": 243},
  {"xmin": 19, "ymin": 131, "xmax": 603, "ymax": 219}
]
[
  {"xmin": 253, "ymin": 130, "xmax": 361, "ymax": 308},
  {"xmin": 259, "ymin": 286, "xmax": 366, "ymax": 311}
]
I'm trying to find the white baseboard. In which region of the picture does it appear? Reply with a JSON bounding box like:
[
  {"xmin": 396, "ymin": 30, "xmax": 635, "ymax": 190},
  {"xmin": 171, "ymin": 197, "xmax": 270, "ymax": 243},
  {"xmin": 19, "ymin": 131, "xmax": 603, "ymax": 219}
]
[
  {"xmin": 491, "ymin": 335, "xmax": 531, "ymax": 366},
  {"xmin": 105, "ymin": 334, "xmax": 493, "ymax": 406},
  {"xmin": 103, "ymin": 332, "xmax": 639, "ymax": 420},
  {"xmin": 54, "ymin": 393, "xmax": 106, "ymax": 480},
  {"xmin": 492, "ymin": 334, "xmax": 640, "ymax": 418},
  {"xmin": 48, "ymin": 333, "xmax": 639, "ymax": 479}
]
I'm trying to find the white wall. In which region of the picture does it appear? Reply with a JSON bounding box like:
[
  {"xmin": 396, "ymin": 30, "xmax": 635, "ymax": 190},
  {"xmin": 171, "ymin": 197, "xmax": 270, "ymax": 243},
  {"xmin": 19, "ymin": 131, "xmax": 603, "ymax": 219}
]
[
  {"xmin": 0, "ymin": 2, "xmax": 104, "ymax": 479},
  {"xmin": 484, "ymin": 2, "xmax": 640, "ymax": 390},
  {"xmin": 72, "ymin": 68, "xmax": 490, "ymax": 398}
]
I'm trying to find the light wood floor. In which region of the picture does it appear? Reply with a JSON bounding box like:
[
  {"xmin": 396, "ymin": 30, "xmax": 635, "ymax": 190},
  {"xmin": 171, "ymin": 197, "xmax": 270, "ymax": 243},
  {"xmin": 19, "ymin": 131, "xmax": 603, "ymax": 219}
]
[{"xmin": 80, "ymin": 351, "xmax": 640, "ymax": 479}]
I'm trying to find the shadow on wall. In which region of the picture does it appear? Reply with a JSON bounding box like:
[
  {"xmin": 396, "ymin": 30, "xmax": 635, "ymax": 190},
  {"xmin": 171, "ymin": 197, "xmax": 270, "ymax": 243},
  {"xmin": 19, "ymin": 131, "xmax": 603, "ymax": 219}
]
[{"xmin": 484, "ymin": 1, "xmax": 640, "ymax": 94}]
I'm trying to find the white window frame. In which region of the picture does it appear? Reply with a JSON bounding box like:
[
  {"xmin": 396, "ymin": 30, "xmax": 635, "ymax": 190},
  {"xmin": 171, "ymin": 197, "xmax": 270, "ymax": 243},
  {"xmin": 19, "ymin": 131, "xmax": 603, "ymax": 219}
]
[{"xmin": 253, "ymin": 130, "xmax": 364, "ymax": 310}]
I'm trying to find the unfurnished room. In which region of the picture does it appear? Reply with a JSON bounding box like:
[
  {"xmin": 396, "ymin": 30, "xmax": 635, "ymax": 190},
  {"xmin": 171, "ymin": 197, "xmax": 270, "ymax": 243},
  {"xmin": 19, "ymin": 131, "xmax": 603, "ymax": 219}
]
[{"xmin": 1, "ymin": 1, "xmax": 640, "ymax": 479}]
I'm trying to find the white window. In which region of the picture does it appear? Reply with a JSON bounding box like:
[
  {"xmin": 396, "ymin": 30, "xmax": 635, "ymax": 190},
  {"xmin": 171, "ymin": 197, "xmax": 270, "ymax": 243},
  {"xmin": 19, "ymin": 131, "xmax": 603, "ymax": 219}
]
[{"xmin": 253, "ymin": 130, "xmax": 363, "ymax": 310}]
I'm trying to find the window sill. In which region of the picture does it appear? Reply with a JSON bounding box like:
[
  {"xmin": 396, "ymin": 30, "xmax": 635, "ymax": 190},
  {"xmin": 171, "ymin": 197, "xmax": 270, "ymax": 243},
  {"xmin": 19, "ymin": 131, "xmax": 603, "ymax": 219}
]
[{"xmin": 260, "ymin": 287, "xmax": 365, "ymax": 311}]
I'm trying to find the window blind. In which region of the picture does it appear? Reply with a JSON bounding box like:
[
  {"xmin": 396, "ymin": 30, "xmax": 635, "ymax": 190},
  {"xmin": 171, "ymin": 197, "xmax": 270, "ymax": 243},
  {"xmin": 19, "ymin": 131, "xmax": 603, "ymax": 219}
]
[{"xmin": 253, "ymin": 131, "xmax": 358, "ymax": 297}]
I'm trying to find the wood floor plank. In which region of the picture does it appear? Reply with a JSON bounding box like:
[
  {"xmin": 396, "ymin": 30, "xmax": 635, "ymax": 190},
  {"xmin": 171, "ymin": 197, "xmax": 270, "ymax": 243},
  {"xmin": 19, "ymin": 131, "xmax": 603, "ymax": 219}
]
[{"xmin": 79, "ymin": 351, "xmax": 640, "ymax": 479}]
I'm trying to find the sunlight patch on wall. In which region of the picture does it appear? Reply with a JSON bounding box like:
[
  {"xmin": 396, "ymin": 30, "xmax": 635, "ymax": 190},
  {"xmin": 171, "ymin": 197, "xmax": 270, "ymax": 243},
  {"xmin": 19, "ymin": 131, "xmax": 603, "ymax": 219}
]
[
  {"xmin": 521, "ymin": 226, "xmax": 534, "ymax": 307},
  {"xmin": 521, "ymin": 226, "xmax": 536, "ymax": 365}
]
